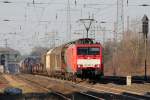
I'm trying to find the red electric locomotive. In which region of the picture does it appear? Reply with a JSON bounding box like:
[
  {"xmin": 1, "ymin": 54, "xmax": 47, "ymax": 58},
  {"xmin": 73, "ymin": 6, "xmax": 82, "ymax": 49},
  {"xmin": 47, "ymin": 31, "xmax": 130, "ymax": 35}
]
[{"xmin": 46, "ymin": 38, "xmax": 103, "ymax": 79}]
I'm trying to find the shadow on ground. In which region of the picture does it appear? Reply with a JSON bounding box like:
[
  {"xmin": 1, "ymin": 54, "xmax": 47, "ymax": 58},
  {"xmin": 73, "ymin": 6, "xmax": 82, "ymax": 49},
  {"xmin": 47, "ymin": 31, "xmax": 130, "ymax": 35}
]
[
  {"xmin": 0, "ymin": 93, "xmax": 63, "ymax": 100},
  {"xmin": 96, "ymin": 75, "xmax": 150, "ymax": 85},
  {"xmin": 70, "ymin": 90, "xmax": 150, "ymax": 100},
  {"xmin": 1, "ymin": 91, "xmax": 149, "ymax": 100},
  {"xmin": 1, "ymin": 89, "xmax": 150, "ymax": 100}
]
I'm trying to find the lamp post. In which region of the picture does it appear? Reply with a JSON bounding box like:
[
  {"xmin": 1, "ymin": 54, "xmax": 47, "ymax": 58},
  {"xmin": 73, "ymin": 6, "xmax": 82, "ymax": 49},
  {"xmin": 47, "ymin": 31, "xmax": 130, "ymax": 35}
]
[{"xmin": 142, "ymin": 15, "xmax": 149, "ymax": 81}]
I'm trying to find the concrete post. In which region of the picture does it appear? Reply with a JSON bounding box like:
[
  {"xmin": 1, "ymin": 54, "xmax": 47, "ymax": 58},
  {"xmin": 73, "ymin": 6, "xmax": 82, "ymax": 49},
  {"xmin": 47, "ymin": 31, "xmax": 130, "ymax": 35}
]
[{"xmin": 126, "ymin": 76, "xmax": 131, "ymax": 86}]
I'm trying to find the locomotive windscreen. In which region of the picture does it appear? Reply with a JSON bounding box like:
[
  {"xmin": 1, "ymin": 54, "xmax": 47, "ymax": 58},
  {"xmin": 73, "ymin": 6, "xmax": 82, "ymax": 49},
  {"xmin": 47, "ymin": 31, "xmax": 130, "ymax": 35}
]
[{"xmin": 77, "ymin": 47, "xmax": 100, "ymax": 55}]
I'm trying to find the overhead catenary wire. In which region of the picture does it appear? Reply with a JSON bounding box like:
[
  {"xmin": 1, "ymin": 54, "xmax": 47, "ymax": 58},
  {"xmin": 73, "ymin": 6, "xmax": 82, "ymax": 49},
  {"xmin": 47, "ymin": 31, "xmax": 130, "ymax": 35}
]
[{"xmin": 0, "ymin": 0, "xmax": 149, "ymax": 54}]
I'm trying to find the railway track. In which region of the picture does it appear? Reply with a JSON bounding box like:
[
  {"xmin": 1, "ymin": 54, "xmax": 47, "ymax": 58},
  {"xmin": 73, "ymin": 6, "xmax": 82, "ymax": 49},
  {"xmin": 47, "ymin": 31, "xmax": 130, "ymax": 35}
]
[
  {"xmin": 71, "ymin": 82, "xmax": 150, "ymax": 100},
  {"xmin": 16, "ymin": 74, "xmax": 150, "ymax": 100},
  {"xmin": 11, "ymin": 75, "xmax": 71, "ymax": 100},
  {"xmin": 13, "ymin": 75, "xmax": 105, "ymax": 100},
  {"xmin": 34, "ymin": 75, "xmax": 150, "ymax": 99},
  {"xmin": 62, "ymin": 84, "xmax": 148, "ymax": 100}
]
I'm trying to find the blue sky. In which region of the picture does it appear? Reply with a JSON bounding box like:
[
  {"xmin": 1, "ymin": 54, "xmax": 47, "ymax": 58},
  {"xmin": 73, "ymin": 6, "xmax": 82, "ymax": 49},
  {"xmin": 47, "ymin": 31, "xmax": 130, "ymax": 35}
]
[{"xmin": 0, "ymin": 0, "xmax": 149, "ymax": 54}]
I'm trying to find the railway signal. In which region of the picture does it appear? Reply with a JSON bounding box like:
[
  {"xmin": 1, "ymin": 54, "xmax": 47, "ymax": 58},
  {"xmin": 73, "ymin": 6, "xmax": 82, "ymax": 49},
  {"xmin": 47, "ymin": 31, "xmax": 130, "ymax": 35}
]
[
  {"xmin": 142, "ymin": 15, "xmax": 149, "ymax": 38},
  {"xmin": 142, "ymin": 15, "xmax": 149, "ymax": 81}
]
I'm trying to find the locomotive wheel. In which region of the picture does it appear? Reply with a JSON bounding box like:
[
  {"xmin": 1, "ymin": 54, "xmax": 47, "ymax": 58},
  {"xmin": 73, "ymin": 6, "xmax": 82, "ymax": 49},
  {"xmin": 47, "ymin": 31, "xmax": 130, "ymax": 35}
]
[
  {"xmin": 72, "ymin": 75, "xmax": 77, "ymax": 82},
  {"xmin": 68, "ymin": 74, "xmax": 71, "ymax": 81}
]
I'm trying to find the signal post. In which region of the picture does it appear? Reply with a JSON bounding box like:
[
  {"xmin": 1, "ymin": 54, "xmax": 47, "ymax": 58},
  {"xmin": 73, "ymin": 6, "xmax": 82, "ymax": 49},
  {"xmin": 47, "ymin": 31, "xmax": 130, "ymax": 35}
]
[{"xmin": 142, "ymin": 15, "xmax": 149, "ymax": 81}]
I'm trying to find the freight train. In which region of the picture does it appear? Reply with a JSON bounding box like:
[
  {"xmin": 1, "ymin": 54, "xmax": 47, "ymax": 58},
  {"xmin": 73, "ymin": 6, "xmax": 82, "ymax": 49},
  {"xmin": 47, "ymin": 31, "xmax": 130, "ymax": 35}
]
[{"xmin": 20, "ymin": 38, "xmax": 104, "ymax": 80}]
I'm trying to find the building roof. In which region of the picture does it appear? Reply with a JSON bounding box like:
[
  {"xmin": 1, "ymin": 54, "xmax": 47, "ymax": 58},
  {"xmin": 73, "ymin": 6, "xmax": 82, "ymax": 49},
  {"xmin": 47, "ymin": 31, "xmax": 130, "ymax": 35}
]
[
  {"xmin": 47, "ymin": 49, "xmax": 54, "ymax": 55},
  {"xmin": 0, "ymin": 47, "xmax": 20, "ymax": 54}
]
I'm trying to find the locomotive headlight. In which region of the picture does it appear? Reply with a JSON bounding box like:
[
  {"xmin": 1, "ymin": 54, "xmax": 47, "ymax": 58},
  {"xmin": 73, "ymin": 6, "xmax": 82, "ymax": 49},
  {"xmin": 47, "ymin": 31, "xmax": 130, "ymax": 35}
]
[
  {"xmin": 98, "ymin": 64, "xmax": 101, "ymax": 68},
  {"xmin": 95, "ymin": 64, "xmax": 100, "ymax": 68},
  {"xmin": 78, "ymin": 65, "xmax": 80, "ymax": 68},
  {"xmin": 78, "ymin": 64, "xmax": 83, "ymax": 68}
]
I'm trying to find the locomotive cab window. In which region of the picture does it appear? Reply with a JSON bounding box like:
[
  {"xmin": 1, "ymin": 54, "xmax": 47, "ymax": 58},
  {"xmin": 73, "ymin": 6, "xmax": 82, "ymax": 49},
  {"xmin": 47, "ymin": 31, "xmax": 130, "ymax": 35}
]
[{"xmin": 77, "ymin": 47, "xmax": 100, "ymax": 55}]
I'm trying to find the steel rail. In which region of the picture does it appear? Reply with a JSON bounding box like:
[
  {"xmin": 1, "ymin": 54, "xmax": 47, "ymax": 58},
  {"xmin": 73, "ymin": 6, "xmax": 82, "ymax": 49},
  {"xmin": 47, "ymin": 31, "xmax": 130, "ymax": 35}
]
[
  {"xmin": 78, "ymin": 92, "xmax": 104, "ymax": 100},
  {"xmin": 14, "ymin": 75, "xmax": 71, "ymax": 100},
  {"xmin": 51, "ymin": 91, "xmax": 71, "ymax": 100}
]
